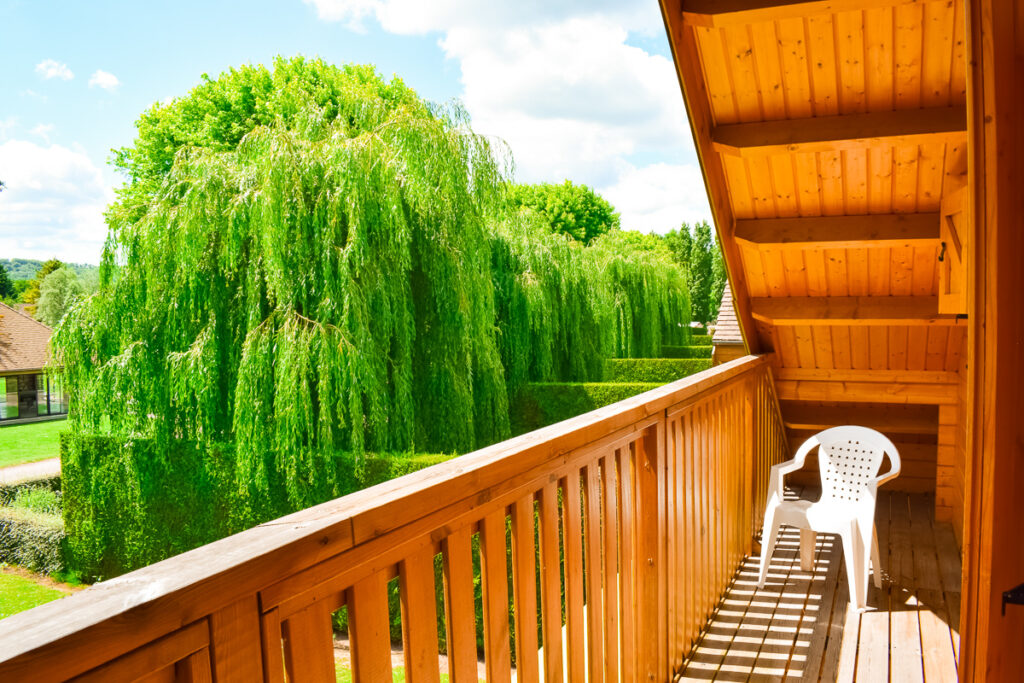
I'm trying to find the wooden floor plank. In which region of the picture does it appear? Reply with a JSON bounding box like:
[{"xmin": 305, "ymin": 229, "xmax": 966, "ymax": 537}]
[{"xmin": 889, "ymin": 492, "xmax": 924, "ymax": 683}]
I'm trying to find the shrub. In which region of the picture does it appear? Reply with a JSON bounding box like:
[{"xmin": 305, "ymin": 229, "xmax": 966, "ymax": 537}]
[
  {"xmin": 604, "ymin": 359, "xmax": 713, "ymax": 384},
  {"xmin": 10, "ymin": 487, "xmax": 62, "ymax": 516},
  {"xmin": 660, "ymin": 344, "xmax": 713, "ymax": 359},
  {"xmin": 687, "ymin": 334, "xmax": 713, "ymax": 346},
  {"xmin": 510, "ymin": 382, "xmax": 662, "ymax": 435},
  {"xmin": 0, "ymin": 507, "xmax": 66, "ymax": 574},
  {"xmin": 61, "ymin": 432, "xmax": 460, "ymax": 580},
  {"xmin": 0, "ymin": 476, "xmax": 61, "ymax": 507}
]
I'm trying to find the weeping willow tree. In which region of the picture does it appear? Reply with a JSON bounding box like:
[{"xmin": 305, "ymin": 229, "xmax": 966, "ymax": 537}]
[
  {"xmin": 489, "ymin": 212, "xmax": 692, "ymax": 396},
  {"xmin": 54, "ymin": 57, "xmax": 511, "ymax": 522}
]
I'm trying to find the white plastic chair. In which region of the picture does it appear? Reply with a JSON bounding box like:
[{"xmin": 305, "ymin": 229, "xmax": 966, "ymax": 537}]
[{"xmin": 756, "ymin": 426, "xmax": 901, "ymax": 610}]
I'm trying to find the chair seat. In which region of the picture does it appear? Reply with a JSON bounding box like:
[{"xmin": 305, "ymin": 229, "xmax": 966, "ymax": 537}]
[{"xmin": 774, "ymin": 499, "xmax": 865, "ymax": 535}]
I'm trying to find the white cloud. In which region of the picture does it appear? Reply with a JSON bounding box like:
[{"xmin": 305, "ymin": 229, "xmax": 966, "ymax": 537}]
[
  {"xmin": 35, "ymin": 59, "xmax": 74, "ymax": 81},
  {"xmin": 0, "ymin": 140, "xmax": 112, "ymax": 263},
  {"xmin": 88, "ymin": 70, "xmax": 120, "ymax": 91},
  {"xmin": 29, "ymin": 124, "xmax": 54, "ymax": 143},
  {"xmin": 307, "ymin": 0, "xmax": 711, "ymax": 223},
  {"xmin": 600, "ymin": 162, "xmax": 712, "ymax": 233}
]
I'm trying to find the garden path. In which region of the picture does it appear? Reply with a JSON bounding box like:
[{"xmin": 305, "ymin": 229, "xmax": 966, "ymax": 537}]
[{"xmin": 0, "ymin": 457, "xmax": 60, "ymax": 485}]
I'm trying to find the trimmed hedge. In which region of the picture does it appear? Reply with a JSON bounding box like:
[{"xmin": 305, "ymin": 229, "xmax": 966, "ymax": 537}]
[
  {"xmin": 0, "ymin": 475, "xmax": 61, "ymax": 507},
  {"xmin": 0, "ymin": 507, "xmax": 66, "ymax": 574},
  {"xmin": 510, "ymin": 382, "xmax": 662, "ymax": 435},
  {"xmin": 60, "ymin": 433, "xmax": 459, "ymax": 580},
  {"xmin": 604, "ymin": 358, "xmax": 713, "ymax": 384},
  {"xmin": 686, "ymin": 334, "xmax": 712, "ymax": 346},
  {"xmin": 659, "ymin": 344, "xmax": 713, "ymax": 359}
]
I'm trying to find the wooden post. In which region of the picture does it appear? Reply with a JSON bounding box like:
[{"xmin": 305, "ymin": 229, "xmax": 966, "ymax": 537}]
[{"xmin": 635, "ymin": 421, "xmax": 667, "ymax": 681}]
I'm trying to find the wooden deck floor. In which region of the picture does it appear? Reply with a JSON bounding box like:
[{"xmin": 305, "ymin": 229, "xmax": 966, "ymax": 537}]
[{"xmin": 678, "ymin": 490, "xmax": 961, "ymax": 682}]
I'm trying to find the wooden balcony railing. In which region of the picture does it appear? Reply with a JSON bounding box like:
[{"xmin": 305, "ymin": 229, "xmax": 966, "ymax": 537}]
[{"xmin": 0, "ymin": 354, "xmax": 787, "ymax": 683}]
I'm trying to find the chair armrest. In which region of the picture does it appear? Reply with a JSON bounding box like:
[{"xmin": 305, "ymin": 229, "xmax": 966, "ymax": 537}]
[
  {"xmin": 766, "ymin": 436, "xmax": 820, "ymax": 501},
  {"xmin": 869, "ymin": 444, "xmax": 902, "ymax": 487}
]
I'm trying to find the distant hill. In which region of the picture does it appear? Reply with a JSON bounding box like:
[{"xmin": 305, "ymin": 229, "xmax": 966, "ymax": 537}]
[{"xmin": 0, "ymin": 258, "xmax": 99, "ymax": 281}]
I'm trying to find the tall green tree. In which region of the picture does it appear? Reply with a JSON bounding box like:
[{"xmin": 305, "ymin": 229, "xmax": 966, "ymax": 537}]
[
  {"xmin": 36, "ymin": 266, "xmax": 85, "ymax": 327},
  {"xmin": 20, "ymin": 258, "xmax": 63, "ymax": 316},
  {"xmin": 54, "ymin": 57, "xmax": 512, "ymax": 524},
  {"xmin": 506, "ymin": 180, "xmax": 620, "ymax": 244},
  {"xmin": 0, "ymin": 263, "xmax": 13, "ymax": 300},
  {"xmin": 689, "ymin": 221, "xmax": 715, "ymax": 326},
  {"xmin": 710, "ymin": 233, "xmax": 727, "ymax": 320}
]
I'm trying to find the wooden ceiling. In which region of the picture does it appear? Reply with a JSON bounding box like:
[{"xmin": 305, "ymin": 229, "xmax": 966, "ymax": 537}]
[{"xmin": 661, "ymin": 0, "xmax": 969, "ymax": 443}]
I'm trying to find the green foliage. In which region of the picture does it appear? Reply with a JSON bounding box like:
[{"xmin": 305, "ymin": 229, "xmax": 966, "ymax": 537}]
[
  {"xmin": 9, "ymin": 487, "xmax": 62, "ymax": 516},
  {"xmin": 60, "ymin": 431, "xmax": 459, "ymax": 579},
  {"xmin": 20, "ymin": 259, "xmax": 63, "ymax": 316},
  {"xmin": 0, "ymin": 259, "xmax": 98, "ymax": 282},
  {"xmin": 0, "ymin": 508, "xmax": 67, "ymax": 575},
  {"xmin": 36, "ymin": 267, "xmax": 86, "ymax": 328},
  {"xmin": 685, "ymin": 334, "xmax": 712, "ymax": 346},
  {"xmin": 0, "ymin": 476, "xmax": 61, "ymax": 508},
  {"xmin": 0, "ymin": 264, "xmax": 13, "ymax": 300},
  {"xmin": 53, "ymin": 57, "xmax": 514, "ymax": 529},
  {"xmin": 510, "ymin": 382, "xmax": 662, "ymax": 435},
  {"xmin": 659, "ymin": 345, "xmax": 712, "ymax": 359},
  {"xmin": 489, "ymin": 217, "xmax": 692, "ymax": 395},
  {"xmin": 604, "ymin": 358, "xmax": 713, "ymax": 384},
  {"xmin": 506, "ymin": 180, "xmax": 619, "ymax": 244},
  {"xmin": 663, "ymin": 221, "xmax": 728, "ymax": 327}
]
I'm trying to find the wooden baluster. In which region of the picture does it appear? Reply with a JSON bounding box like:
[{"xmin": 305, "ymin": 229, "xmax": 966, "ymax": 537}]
[
  {"xmin": 539, "ymin": 481, "xmax": 564, "ymax": 683},
  {"xmin": 511, "ymin": 494, "xmax": 541, "ymax": 683},
  {"xmin": 636, "ymin": 422, "xmax": 666, "ymax": 681},
  {"xmin": 175, "ymin": 648, "xmax": 213, "ymax": 683},
  {"xmin": 601, "ymin": 456, "xmax": 620, "ymax": 683},
  {"xmin": 562, "ymin": 470, "xmax": 586, "ymax": 682},
  {"xmin": 349, "ymin": 571, "xmax": 392, "ymax": 683},
  {"xmin": 480, "ymin": 511, "xmax": 512, "ymax": 683},
  {"xmin": 683, "ymin": 409, "xmax": 697, "ymax": 648},
  {"xmin": 209, "ymin": 596, "xmax": 263, "ymax": 682},
  {"xmin": 260, "ymin": 608, "xmax": 286, "ymax": 683},
  {"xmin": 665, "ymin": 416, "xmax": 679, "ymax": 669},
  {"xmin": 282, "ymin": 601, "xmax": 335, "ymax": 683},
  {"xmin": 618, "ymin": 445, "xmax": 636, "ymax": 683},
  {"xmin": 441, "ymin": 527, "xmax": 478, "ymax": 683},
  {"xmin": 400, "ymin": 547, "xmax": 441, "ymax": 683},
  {"xmin": 583, "ymin": 464, "xmax": 605, "ymax": 683}
]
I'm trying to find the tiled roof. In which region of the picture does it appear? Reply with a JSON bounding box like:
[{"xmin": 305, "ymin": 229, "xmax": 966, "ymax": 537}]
[
  {"xmin": 0, "ymin": 302, "xmax": 53, "ymax": 373},
  {"xmin": 712, "ymin": 283, "xmax": 743, "ymax": 345}
]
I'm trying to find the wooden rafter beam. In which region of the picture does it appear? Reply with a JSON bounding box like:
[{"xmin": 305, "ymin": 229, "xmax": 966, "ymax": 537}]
[
  {"xmin": 712, "ymin": 107, "xmax": 967, "ymax": 157},
  {"xmin": 681, "ymin": 0, "xmax": 925, "ymax": 27},
  {"xmin": 735, "ymin": 213, "xmax": 940, "ymax": 250},
  {"xmin": 779, "ymin": 401, "xmax": 939, "ymax": 435},
  {"xmin": 751, "ymin": 296, "xmax": 962, "ymax": 326},
  {"xmin": 776, "ymin": 379, "xmax": 958, "ymax": 405}
]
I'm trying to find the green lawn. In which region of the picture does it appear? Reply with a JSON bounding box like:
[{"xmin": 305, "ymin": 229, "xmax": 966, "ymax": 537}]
[
  {"xmin": 0, "ymin": 572, "xmax": 66, "ymax": 620},
  {"xmin": 336, "ymin": 666, "xmax": 452, "ymax": 682},
  {"xmin": 0, "ymin": 420, "xmax": 66, "ymax": 468}
]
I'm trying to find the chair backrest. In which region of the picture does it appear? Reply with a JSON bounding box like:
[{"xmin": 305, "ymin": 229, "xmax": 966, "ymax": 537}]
[{"xmin": 814, "ymin": 426, "xmax": 897, "ymax": 504}]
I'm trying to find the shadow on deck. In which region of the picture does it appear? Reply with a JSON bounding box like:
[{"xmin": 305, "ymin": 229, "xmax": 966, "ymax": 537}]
[{"xmin": 679, "ymin": 490, "xmax": 961, "ymax": 682}]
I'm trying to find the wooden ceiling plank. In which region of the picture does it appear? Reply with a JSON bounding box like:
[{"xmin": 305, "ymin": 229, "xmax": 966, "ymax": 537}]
[
  {"xmin": 711, "ymin": 106, "xmax": 967, "ymax": 157},
  {"xmin": 774, "ymin": 367, "xmax": 959, "ymax": 385},
  {"xmin": 751, "ymin": 295, "xmax": 963, "ymax": 326},
  {"xmin": 775, "ymin": 379, "xmax": 958, "ymax": 404},
  {"xmin": 681, "ymin": 0, "xmax": 924, "ymax": 29},
  {"xmin": 779, "ymin": 401, "xmax": 938, "ymax": 435}
]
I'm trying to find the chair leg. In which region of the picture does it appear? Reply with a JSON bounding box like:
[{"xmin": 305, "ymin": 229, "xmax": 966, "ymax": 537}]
[
  {"xmin": 799, "ymin": 529, "xmax": 816, "ymax": 572},
  {"xmin": 840, "ymin": 523, "xmax": 867, "ymax": 610},
  {"xmin": 757, "ymin": 504, "xmax": 781, "ymax": 589},
  {"xmin": 870, "ymin": 524, "xmax": 882, "ymax": 589}
]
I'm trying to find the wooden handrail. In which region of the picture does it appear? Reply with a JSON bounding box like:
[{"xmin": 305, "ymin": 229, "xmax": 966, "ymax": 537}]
[{"xmin": 0, "ymin": 354, "xmax": 789, "ymax": 682}]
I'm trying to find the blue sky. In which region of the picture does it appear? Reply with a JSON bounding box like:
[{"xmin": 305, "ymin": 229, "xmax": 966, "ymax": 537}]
[{"xmin": 0, "ymin": 0, "xmax": 711, "ymax": 264}]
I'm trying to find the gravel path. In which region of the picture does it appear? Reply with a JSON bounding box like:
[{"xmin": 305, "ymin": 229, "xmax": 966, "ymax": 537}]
[{"xmin": 0, "ymin": 457, "xmax": 60, "ymax": 485}]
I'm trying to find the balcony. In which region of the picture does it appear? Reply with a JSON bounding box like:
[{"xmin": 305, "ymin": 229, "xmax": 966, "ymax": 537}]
[
  {"xmin": 0, "ymin": 355, "xmax": 795, "ymax": 681},
  {"xmin": 0, "ymin": 354, "xmax": 964, "ymax": 682}
]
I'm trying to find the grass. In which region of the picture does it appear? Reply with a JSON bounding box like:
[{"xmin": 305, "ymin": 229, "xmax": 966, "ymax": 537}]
[
  {"xmin": 0, "ymin": 420, "xmax": 66, "ymax": 468},
  {"xmin": 0, "ymin": 571, "xmax": 66, "ymax": 620},
  {"xmin": 335, "ymin": 665, "xmax": 455, "ymax": 682}
]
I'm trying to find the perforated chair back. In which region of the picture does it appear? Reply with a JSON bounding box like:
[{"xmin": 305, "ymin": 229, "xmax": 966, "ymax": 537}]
[{"xmin": 815, "ymin": 426, "xmax": 895, "ymax": 504}]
